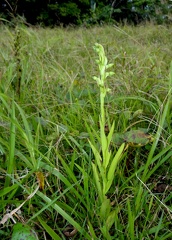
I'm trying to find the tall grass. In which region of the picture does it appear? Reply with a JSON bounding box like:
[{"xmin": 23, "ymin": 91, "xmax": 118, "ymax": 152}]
[{"xmin": 0, "ymin": 23, "xmax": 172, "ymax": 239}]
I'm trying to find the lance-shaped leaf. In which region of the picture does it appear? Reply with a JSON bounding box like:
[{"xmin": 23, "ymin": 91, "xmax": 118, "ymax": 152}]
[{"xmin": 104, "ymin": 143, "xmax": 125, "ymax": 194}]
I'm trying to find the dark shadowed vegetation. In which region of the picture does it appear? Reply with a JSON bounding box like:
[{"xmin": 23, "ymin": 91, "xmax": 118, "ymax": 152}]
[{"xmin": 0, "ymin": 0, "xmax": 172, "ymax": 26}]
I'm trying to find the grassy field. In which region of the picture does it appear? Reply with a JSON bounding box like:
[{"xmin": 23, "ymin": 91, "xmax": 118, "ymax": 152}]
[{"xmin": 0, "ymin": 23, "xmax": 172, "ymax": 239}]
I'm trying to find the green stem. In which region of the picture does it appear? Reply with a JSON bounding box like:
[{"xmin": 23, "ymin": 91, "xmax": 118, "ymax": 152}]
[{"xmin": 100, "ymin": 90, "xmax": 105, "ymax": 126}]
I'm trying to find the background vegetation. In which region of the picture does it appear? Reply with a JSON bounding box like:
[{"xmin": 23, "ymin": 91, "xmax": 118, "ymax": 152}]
[
  {"xmin": 0, "ymin": 23, "xmax": 172, "ymax": 239},
  {"xmin": 0, "ymin": 0, "xmax": 172, "ymax": 26}
]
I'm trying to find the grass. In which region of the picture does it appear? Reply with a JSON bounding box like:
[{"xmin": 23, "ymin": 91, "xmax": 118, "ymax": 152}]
[{"xmin": 0, "ymin": 23, "xmax": 172, "ymax": 239}]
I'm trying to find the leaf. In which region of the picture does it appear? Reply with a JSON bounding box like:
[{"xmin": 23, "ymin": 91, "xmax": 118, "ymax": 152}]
[
  {"xmin": 123, "ymin": 130, "xmax": 153, "ymax": 146},
  {"xmin": 35, "ymin": 171, "xmax": 45, "ymax": 190},
  {"xmin": 99, "ymin": 196, "xmax": 111, "ymax": 220},
  {"xmin": 92, "ymin": 163, "xmax": 103, "ymax": 202},
  {"xmin": 88, "ymin": 220, "xmax": 97, "ymax": 239},
  {"xmin": 105, "ymin": 143, "xmax": 125, "ymax": 194},
  {"xmin": 0, "ymin": 184, "xmax": 18, "ymax": 197},
  {"xmin": 36, "ymin": 191, "xmax": 91, "ymax": 240},
  {"xmin": 106, "ymin": 208, "xmax": 119, "ymax": 231},
  {"xmin": 127, "ymin": 199, "xmax": 134, "ymax": 240},
  {"xmin": 112, "ymin": 132, "xmax": 124, "ymax": 146},
  {"xmin": 112, "ymin": 130, "xmax": 153, "ymax": 147},
  {"xmin": 102, "ymin": 122, "xmax": 115, "ymax": 169},
  {"xmin": 37, "ymin": 216, "xmax": 61, "ymax": 240},
  {"xmin": 11, "ymin": 223, "xmax": 38, "ymax": 240},
  {"xmin": 5, "ymin": 99, "xmax": 15, "ymax": 188},
  {"xmin": 89, "ymin": 140, "xmax": 103, "ymax": 176}
]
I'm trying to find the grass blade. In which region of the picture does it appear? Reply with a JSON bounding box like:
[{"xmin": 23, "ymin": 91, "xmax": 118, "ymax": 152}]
[
  {"xmin": 36, "ymin": 191, "xmax": 91, "ymax": 240},
  {"xmin": 37, "ymin": 216, "xmax": 62, "ymax": 240},
  {"xmin": 5, "ymin": 99, "xmax": 15, "ymax": 188}
]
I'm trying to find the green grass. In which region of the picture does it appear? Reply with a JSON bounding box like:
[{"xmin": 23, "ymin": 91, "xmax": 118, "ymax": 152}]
[{"xmin": 0, "ymin": 23, "xmax": 172, "ymax": 239}]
